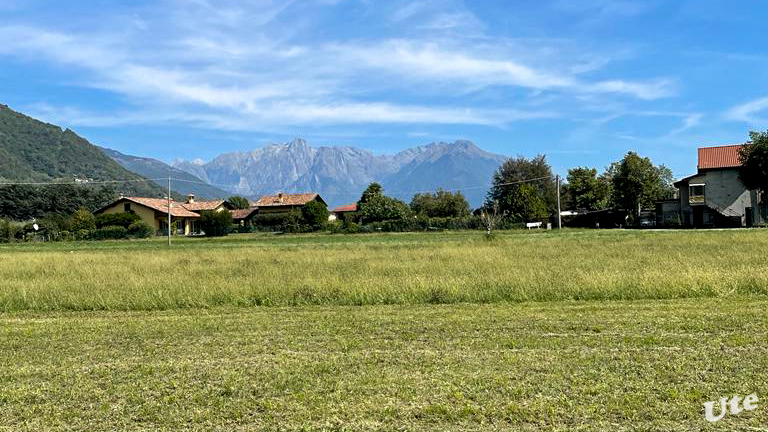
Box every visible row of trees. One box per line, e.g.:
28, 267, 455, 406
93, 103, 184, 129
485, 151, 676, 222
355, 182, 471, 224
486, 129, 768, 223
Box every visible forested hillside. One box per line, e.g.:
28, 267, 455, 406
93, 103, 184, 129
0, 104, 168, 219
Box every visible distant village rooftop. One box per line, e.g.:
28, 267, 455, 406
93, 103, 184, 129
332, 204, 357, 213
254, 193, 325, 207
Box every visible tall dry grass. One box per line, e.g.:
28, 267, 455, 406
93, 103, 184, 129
1, 229, 767, 311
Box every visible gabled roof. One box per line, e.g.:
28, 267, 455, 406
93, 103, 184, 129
254, 193, 325, 207
230, 208, 258, 220
332, 204, 357, 213
103, 197, 200, 217
698, 144, 744, 170
183, 200, 227, 212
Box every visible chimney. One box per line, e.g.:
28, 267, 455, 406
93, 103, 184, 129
277, 192, 284, 203
187, 194, 195, 204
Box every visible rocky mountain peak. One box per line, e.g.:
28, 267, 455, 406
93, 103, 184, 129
171, 138, 506, 208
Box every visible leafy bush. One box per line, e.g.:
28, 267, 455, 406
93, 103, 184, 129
360, 216, 486, 232
0, 219, 22, 243
410, 190, 471, 218
39, 213, 73, 233
127, 221, 154, 238
250, 212, 302, 232
96, 212, 140, 229
71, 208, 96, 231
301, 201, 329, 230
343, 222, 361, 234
75, 229, 91, 241
280, 212, 310, 233
358, 194, 411, 223
91, 225, 128, 240
200, 209, 233, 237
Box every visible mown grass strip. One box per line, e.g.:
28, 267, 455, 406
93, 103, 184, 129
0, 298, 766, 431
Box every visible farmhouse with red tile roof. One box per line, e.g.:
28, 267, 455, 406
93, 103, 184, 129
95, 192, 328, 235
253, 193, 326, 214
660, 144, 762, 228
95, 194, 233, 236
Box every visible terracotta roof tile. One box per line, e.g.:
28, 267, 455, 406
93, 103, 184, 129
332, 204, 357, 212
230, 208, 257, 220
254, 193, 322, 207
123, 197, 200, 217
182, 200, 226, 211
698, 144, 744, 170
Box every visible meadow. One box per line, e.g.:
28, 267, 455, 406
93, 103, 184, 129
2, 229, 768, 431
1, 229, 768, 311
2, 299, 768, 431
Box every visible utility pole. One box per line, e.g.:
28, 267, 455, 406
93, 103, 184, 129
167, 176, 172, 246
556, 174, 562, 229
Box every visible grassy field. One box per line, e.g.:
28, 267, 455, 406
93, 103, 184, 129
1, 229, 768, 311
1, 299, 767, 431
2, 229, 768, 430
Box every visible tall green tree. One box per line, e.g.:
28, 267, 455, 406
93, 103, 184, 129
503, 183, 549, 221
486, 154, 556, 218
227, 196, 251, 209
738, 131, 768, 200
200, 209, 232, 237
608, 152, 675, 215
357, 183, 410, 223
410, 189, 470, 218
358, 182, 383, 206
565, 167, 611, 210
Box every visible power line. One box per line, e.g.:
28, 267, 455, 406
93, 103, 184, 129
0, 178, 167, 186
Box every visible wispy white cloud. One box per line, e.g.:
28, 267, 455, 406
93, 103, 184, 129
330, 40, 673, 99
724, 97, 768, 125
26, 100, 557, 131
0, 0, 675, 132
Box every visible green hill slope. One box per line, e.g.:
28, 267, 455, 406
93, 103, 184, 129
0, 104, 167, 198
100, 147, 231, 199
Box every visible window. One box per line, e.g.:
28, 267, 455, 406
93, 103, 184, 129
124, 203, 132, 212
689, 184, 705, 205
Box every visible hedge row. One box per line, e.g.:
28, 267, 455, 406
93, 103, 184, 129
242, 215, 527, 234
355, 216, 525, 233
0, 221, 154, 243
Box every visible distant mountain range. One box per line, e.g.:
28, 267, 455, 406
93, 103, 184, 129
0, 103, 507, 208
170, 138, 507, 207
100, 147, 231, 199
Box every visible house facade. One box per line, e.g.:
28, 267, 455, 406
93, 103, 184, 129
95, 197, 201, 235
329, 203, 357, 221
95, 194, 233, 236
661, 144, 762, 228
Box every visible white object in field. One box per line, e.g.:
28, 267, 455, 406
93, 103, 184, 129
32, 223, 39, 231
526, 222, 542, 229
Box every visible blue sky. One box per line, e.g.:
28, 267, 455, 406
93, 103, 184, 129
1, 0, 767, 179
